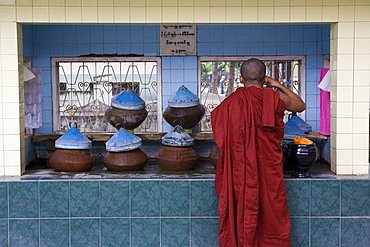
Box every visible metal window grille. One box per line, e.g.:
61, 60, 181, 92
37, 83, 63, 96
52, 57, 161, 133
199, 56, 305, 132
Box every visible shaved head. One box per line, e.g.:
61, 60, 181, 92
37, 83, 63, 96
240, 58, 266, 83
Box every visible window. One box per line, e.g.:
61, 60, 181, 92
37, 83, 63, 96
199, 56, 305, 132
52, 57, 161, 133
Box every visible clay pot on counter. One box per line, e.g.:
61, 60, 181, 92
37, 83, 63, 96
104, 107, 148, 131
163, 104, 206, 131
156, 146, 199, 171
103, 128, 147, 171
104, 90, 148, 133
104, 148, 147, 171
50, 149, 95, 172
163, 85, 205, 133
49, 127, 96, 172
156, 125, 199, 171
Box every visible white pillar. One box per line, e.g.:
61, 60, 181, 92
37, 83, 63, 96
330, 22, 369, 175
0, 19, 24, 176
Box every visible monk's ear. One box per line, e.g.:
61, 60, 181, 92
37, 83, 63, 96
239, 75, 244, 84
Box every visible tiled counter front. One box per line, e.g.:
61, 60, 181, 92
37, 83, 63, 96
0, 179, 369, 247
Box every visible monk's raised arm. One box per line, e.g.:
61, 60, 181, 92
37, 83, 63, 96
264, 76, 306, 112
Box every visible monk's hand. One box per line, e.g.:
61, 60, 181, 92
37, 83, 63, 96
264, 76, 282, 89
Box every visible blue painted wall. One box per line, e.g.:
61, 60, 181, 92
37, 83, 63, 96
23, 24, 330, 135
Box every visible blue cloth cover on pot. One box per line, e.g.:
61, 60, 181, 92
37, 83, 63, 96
55, 127, 92, 149
162, 125, 194, 146
168, 85, 199, 108
111, 90, 145, 110
106, 128, 142, 152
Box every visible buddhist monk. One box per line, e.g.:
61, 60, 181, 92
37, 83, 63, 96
211, 58, 306, 247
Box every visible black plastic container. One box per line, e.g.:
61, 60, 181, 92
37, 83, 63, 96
283, 141, 318, 178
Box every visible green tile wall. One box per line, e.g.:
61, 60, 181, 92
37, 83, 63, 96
40, 219, 69, 247
0, 183, 7, 219
101, 218, 130, 246
0, 220, 8, 246
161, 218, 190, 246
9, 182, 38, 218
40, 181, 69, 217
0, 179, 368, 247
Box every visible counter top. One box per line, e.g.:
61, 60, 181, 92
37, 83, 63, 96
33, 131, 327, 142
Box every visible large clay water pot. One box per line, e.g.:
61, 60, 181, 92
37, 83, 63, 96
164, 85, 205, 133
104, 107, 148, 131
157, 125, 199, 171
50, 149, 95, 172
49, 126, 96, 172
105, 90, 147, 132
103, 128, 147, 171
156, 146, 199, 171
163, 104, 206, 131
283, 141, 318, 178
103, 148, 147, 171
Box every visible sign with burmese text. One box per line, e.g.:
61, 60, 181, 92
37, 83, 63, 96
160, 24, 196, 56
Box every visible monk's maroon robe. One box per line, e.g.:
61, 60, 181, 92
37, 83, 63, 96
211, 86, 290, 247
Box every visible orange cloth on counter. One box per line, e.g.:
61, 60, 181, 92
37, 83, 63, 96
293, 136, 313, 145
211, 86, 291, 247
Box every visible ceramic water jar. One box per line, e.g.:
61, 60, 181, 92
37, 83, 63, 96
156, 125, 199, 171
163, 85, 205, 133
283, 140, 318, 178
104, 90, 148, 133
103, 128, 147, 171
49, 127, 96, 172
157, 146, 199, 171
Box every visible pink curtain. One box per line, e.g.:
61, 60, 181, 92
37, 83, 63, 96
318, 68, 330, 135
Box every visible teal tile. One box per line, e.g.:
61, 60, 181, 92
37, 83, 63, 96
311, 218, 339, 247
290, 217, 309, 247
100, 181, 129, 217
191, 218, 219, 247
40, 181, 69, 217
161, 218, 189, 247
161, 181, 189, 216
70, 181, 99, 217
285, 180, 310, 216
40, 219, 69, 247
132, 218, 160, 247
71, 219, 100, 246
101, 218, 130, 247
190, 181, 218, 216
0, 183, 7, 218
0, 219, 8, 246
9, 219, 39, 247
311, 180, 340, 216
9, 182, 39, 218
341, 218, 370, 247
341, 180, 370, 216
131, 181, 160, 217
